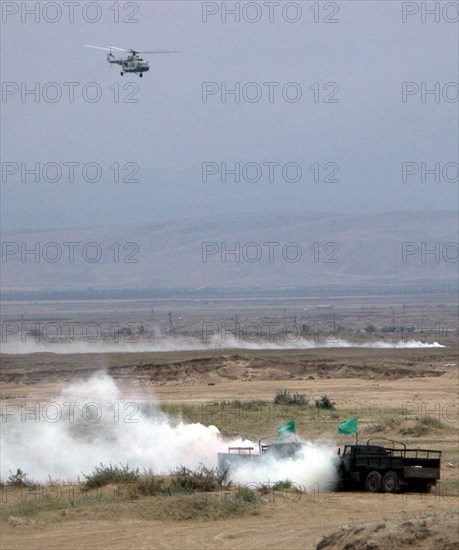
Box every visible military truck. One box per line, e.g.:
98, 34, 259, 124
218, 437, 441, 494
338, 438, 441, 493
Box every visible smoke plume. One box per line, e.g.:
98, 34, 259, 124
2, 335, 445, 354
1, 372, 338, 489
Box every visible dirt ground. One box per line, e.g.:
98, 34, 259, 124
1, 347, 458, 549
1, 495, 458, 550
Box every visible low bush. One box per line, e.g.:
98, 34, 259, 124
315, 395, 336, 410
5, 469, 36, 488
272, 479, 292, 491
170, 464, 230, 493
417, 416, 448, 430
82, 463, 140, 490
235, 488, 258, 503
134, 470, 166, 496
274, 390, 309, 406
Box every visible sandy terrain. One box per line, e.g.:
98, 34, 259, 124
1, 494, 458, 550
1, 347, 458, 549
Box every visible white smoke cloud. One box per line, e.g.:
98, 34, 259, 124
0, 372, 338, 490
354, 340, 445, 349
227, 442, 339, 490
1, 335, 445, 354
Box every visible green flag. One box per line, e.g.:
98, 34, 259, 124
277, 420, 296, 439
338, 417, 358, 434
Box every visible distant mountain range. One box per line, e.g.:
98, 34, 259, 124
1, 211, 457, 293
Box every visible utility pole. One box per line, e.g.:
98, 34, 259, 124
168, 311, 176, 335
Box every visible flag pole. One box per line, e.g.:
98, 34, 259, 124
355, 430, 358, 445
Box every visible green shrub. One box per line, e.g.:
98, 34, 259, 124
82, 463, 140, 490
418, 416, 447, 430
135, 470, 165, 496
170, 465, 230, 493
5, 469, 35, 488
315, 395, 336, 410
274, 390, 308, 406
258, 483, 270, 495
272, 479, 292, 491
235, 488, 258, 503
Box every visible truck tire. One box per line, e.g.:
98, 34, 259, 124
365, 471, 382, 492
382, 471, 400, 493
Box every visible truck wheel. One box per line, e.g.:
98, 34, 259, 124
365, 471, 382, 492
382, 471, 400, 493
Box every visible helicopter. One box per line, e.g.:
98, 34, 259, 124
85, 45, 182, 77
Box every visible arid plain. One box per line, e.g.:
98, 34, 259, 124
1, 298, 458, 549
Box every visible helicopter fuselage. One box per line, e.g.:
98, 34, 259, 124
108, 55, 149, 74
122, 62, 150, 73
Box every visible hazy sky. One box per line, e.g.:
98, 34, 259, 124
1, 0, 458, 231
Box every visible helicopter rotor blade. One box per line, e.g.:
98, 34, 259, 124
85, 44, 131, 52
84, 44, 114, 52
85, 45, 182, 56
135, 50, 183, 54
108, 46, 132, 52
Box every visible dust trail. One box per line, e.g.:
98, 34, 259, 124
0, 372, 338, 489
1, 335, 445, 354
